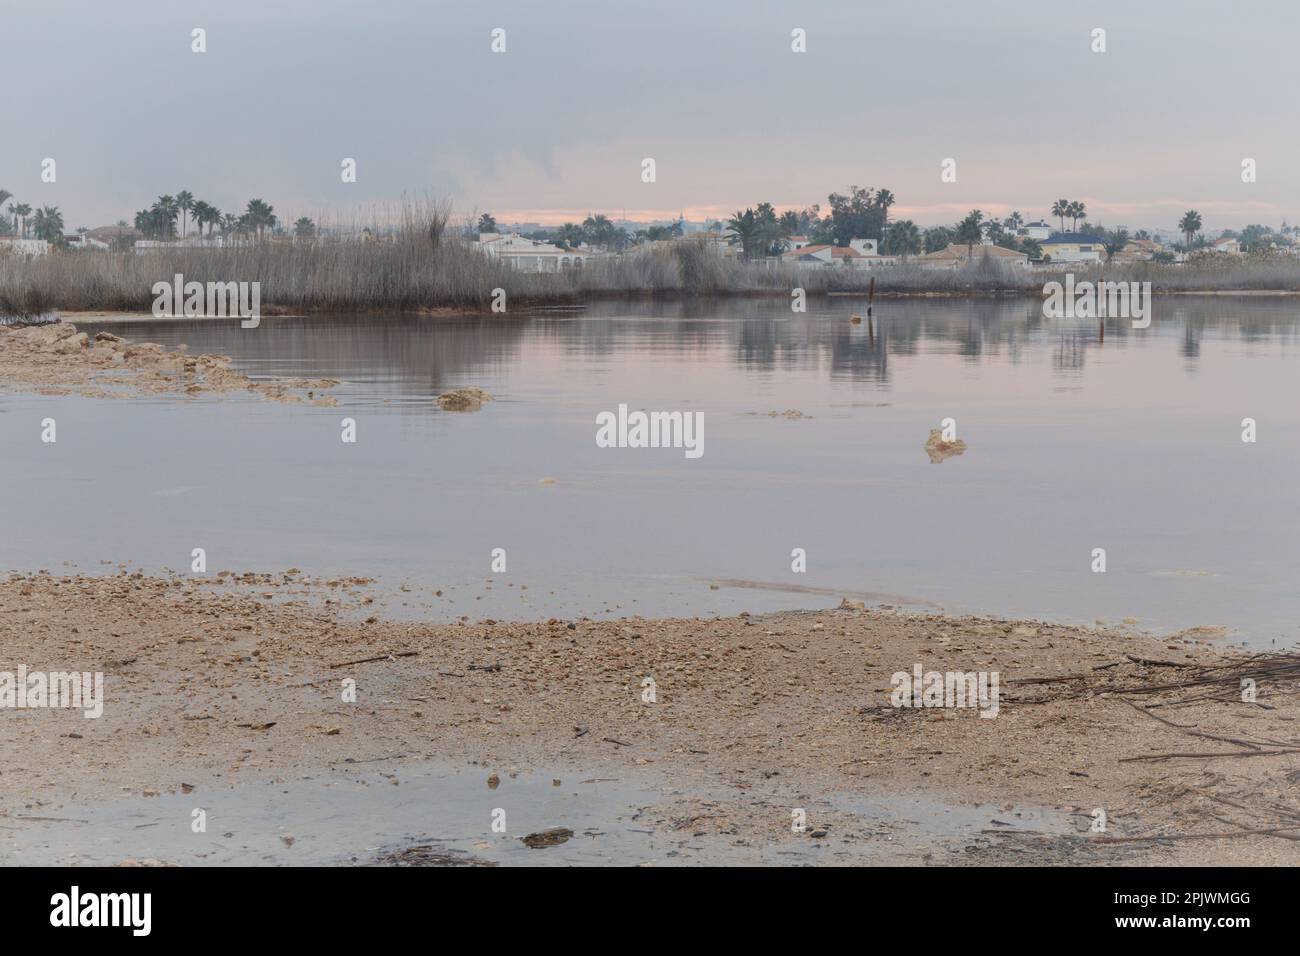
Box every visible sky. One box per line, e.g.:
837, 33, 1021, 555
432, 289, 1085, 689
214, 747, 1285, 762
4, 0, 1299, 233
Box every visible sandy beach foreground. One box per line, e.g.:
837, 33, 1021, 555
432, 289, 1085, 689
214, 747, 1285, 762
2, 571, 1297, 865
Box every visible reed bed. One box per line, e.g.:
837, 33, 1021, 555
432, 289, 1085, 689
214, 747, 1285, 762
5, 217, 1300, 318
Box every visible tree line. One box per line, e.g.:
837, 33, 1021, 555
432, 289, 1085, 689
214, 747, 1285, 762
0, 188, 64, 243
135, 192, 315, 241
0, 183, 1277, 262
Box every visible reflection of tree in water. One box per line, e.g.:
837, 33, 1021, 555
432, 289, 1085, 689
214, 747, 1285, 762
540, 299, 723, 362
726, 313, 890, 381
1172, 299, 1300, 364
826, 320, 890, 383
1178, 309, 1202, 362
732, 314, 805, 372
82, 296, 1300, 394
80, 313, 535, 400
955, 299, 1018, 359
726, 299, 1056, 384
1053, 331, 1088, 373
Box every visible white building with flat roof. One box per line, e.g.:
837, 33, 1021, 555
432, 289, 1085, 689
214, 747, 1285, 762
478, 233, 589, 272
0, 237, 50, 257
64, 234, 109, 251
133, 237, 230, 255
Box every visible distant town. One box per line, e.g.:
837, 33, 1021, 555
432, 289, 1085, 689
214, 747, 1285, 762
2, 185, 1297, 276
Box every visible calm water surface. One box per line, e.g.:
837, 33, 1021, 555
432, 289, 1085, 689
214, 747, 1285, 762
3, 296, 1297, 646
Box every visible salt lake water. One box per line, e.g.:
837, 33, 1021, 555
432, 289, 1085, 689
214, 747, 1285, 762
2, 295, 1297, 647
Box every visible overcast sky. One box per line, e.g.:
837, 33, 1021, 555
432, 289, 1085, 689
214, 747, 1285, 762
4, 0, 1298, 232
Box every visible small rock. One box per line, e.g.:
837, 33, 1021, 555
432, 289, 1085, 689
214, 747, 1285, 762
521, 827, 574, 848
924, 429, 967, 464
436, 387, 493, 412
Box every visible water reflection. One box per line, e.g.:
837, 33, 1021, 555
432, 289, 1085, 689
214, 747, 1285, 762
76, 295, 1300, 396
12, 295, 1296, 646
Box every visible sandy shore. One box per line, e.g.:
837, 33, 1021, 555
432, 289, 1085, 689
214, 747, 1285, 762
2, 571, 1297, 865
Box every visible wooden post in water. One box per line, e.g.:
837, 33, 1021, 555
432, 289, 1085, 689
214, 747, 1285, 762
868, 276, 876, 342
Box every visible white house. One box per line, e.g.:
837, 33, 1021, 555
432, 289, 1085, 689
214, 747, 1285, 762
0, 237, 50, 258
64, 233, 109, 251
1211, 237, 1243, 256
478, 233, 589, 272
779, 237, 897, 269
133, 237, 230, 255
1021, 220, 1052, 241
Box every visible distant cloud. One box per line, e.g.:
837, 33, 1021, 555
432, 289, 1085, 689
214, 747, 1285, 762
3, 0, 1296, 233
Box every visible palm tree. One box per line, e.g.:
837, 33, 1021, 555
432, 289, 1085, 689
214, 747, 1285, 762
581, 213, 622, 250
1100, 227, 1129, 263
31, 206, 64, 242
0, 189, 11, 224
221, 213, 239, 237
1051, 199, 1069, 233
175, 190, 194, 238
14, 203, 32, 237
199, 201, 224, 237
954, 209, 984, 258
923, 225, 954, 253
882, 219, 921, 258
751, 202, 783, 256
243, 199, 276, 240
1069, 201, 1086, 231
1004, 211, 1024, 231
726, 209, 763, 260
293, 216, 316, 239
557, 222, 584, 249
134, 208, 160, 239
153, 195, 178, 238
1178, 210, 1203, 249
190, 201, 213, 237
875, 189, 896, 228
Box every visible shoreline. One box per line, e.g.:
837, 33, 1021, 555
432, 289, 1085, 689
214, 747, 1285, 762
3, 571, 1296, 865
0, 319, 341, 404
23, 286, 1300, 325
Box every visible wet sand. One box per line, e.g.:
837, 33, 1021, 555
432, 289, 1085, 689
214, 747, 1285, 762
0, 320, 339, 404
2, 571, 1297, 865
